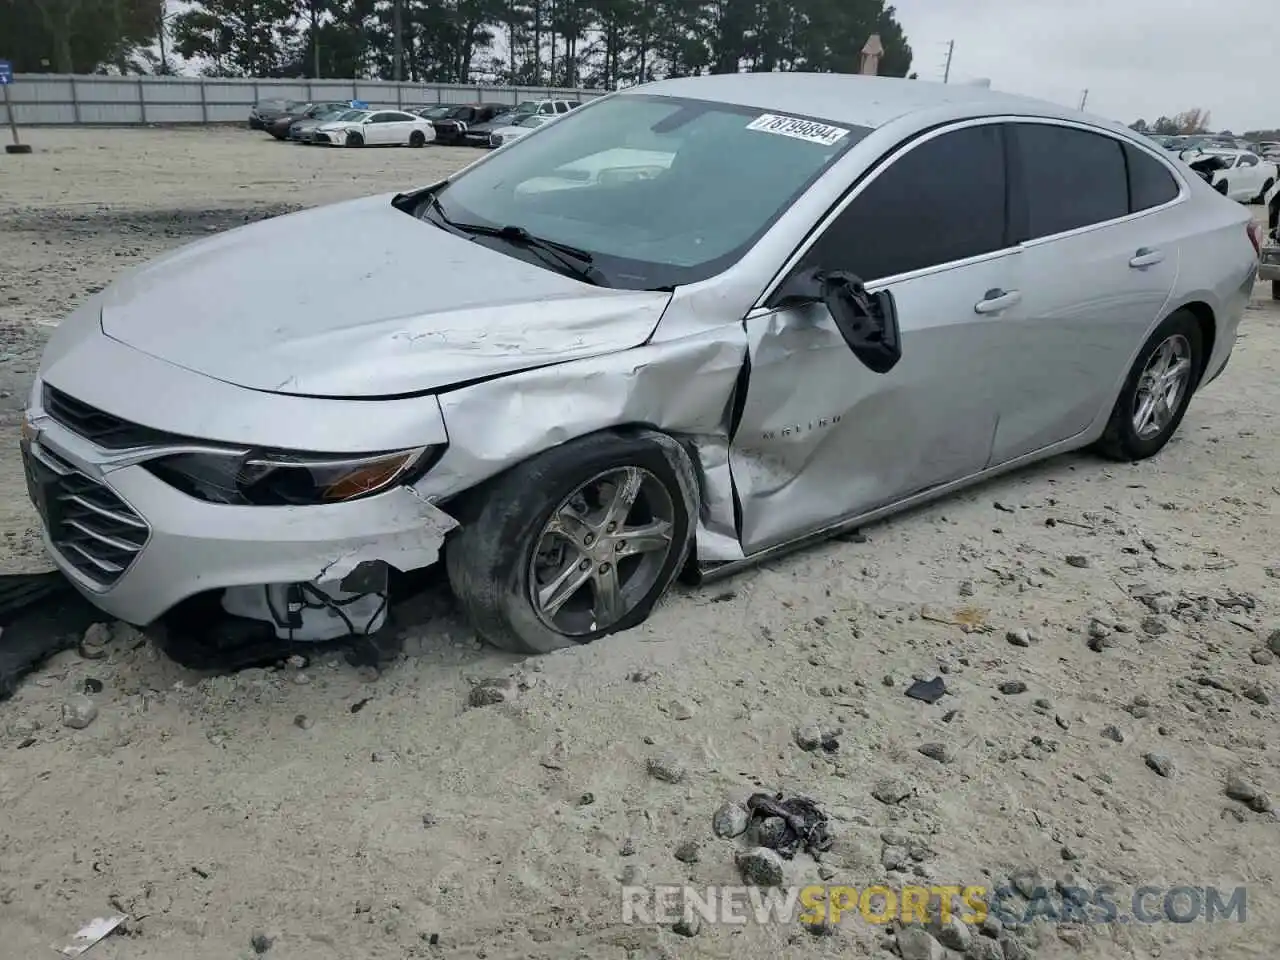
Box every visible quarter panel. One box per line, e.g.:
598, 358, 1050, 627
419, 325, 747, 563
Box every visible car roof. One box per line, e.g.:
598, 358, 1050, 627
623, 73, 1113, 132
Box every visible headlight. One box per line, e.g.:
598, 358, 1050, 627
145, 447, 440, 506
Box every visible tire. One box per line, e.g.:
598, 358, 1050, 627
1256, 179, 1275, 205
1094, 309, 1204, 462
1215, 179, 1228, 196
409, 130, 426, 148
1272, 280, 1280, 301
345, 131, 364, 147
445, 429, 698, 654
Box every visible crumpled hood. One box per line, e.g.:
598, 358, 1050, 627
100, 194, 671, 397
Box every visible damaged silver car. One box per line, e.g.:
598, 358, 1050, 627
23, 74, 1259, 653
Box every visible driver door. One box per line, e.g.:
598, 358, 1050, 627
362, 112, 392, 144
729, 121, 1022, 554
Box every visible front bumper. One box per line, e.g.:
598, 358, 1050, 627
20, 408, 458, 627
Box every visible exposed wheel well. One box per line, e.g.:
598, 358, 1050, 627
1177, 301, 1216, 380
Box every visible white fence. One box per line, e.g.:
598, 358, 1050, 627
0, 75, 603, 126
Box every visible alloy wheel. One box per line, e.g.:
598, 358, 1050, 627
528, 466, 676, 637
1132, 334, 1192, 440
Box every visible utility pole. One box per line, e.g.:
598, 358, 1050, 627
942, 40, 954, 83
392, 0, 404, 82
1078, 89, 1089, 111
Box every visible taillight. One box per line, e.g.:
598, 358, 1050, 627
1247, 222, 1261, 257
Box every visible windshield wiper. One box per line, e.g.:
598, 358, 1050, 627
454, 221, 607, 286
419, 192, 607, 286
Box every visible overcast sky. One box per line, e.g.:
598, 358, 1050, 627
891, 0, 1273, 132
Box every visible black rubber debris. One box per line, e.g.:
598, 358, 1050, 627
745, 793, 833, 859
904, 676, 948, 704
0, 572, 102, 702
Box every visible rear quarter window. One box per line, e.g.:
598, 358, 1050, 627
1012, 123, 1129, 239
1124, 144, 1180, 212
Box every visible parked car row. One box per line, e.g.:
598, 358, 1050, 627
246, 96, 581, 149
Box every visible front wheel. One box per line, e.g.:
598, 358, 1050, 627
1272, 280, 1279, 301
446, 430, 698, 654
408, 130, 426, 148
1255, 178, 1275, 205
1215, 179, 1229, 196
1094, 309, 1203, 462
345, 131, 364, 147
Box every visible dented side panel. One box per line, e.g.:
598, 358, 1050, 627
415, 324, 748, 564
729, 258, 1014, 555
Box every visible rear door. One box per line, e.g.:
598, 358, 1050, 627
985, 121, 1181, 465
386, 111, 418, 143
730, 121, 1021, 553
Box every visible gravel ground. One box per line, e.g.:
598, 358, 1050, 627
0, 127, 1278, 960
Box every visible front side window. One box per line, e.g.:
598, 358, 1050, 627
426, 95, 868, 290
1012, 123, 1129, 239
803, 123, 1007, 283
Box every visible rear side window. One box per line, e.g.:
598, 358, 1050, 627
1124, 144, 1180, 212
807, 124, 1007, 282
1012, 123, 1128, 239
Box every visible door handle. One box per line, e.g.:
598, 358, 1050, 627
974, 288, 1021, 314
1129, 247, 1165, 268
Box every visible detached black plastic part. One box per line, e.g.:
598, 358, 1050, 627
5, 144, 32, 154
774, 266, 903, 374
0, 572, 103, 701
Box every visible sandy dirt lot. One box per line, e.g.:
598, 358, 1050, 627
0, 127, 1278, 960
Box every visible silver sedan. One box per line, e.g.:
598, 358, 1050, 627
23, 73, 1259, 654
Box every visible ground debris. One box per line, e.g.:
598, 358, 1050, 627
744, 792, 832, 859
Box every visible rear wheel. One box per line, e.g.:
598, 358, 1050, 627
1215, 179, 1229, 196
446, 430, 698, 654
345, 131, 364, 147
1272, 280, 1280, 301
409, 130, 426, 148
1094, 309, 1203, 462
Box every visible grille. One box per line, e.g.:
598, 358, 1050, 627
24, 448, 149, 587
43, 385, 183, 449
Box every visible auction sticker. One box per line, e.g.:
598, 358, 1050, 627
746, 113, 850, 146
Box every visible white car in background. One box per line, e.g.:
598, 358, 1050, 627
312, 109, 436, 148
489, 114, 557, 149
1182, 148, 1277, 204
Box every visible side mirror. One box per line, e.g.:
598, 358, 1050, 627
774, 267, 902, 374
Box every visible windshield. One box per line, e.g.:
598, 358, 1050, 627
421, 106, 455, 119
428, 94, 866, 290
517, 115, 546, 129
333, 110, 368, 123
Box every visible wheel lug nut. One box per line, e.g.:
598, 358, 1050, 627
598, 562, 610, 574
579, 559, 591, 570
584, 534, 595, 545
606, 522, 617, 533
